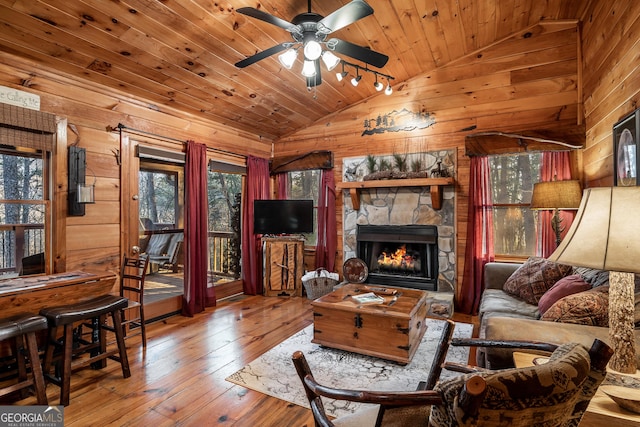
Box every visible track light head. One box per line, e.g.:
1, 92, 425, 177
384, 80, 393, 95
351, 74, 362, 86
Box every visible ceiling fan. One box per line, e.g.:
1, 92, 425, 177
234, 0, 389, 87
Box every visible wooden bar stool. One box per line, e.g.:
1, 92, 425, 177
40, 295, 131, 406
0, 313, 48, 404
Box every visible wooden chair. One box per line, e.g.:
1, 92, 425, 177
293, 320, 613, 427
117, 256, 149, 348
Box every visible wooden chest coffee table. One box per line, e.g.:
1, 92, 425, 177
311, 283, 428, 364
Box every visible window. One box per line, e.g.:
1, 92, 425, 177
489, 153, 542, 257
0, 147, 47, 277
138, 168, 178, 230
288, 170, 320, 246
207, 171, 242, 281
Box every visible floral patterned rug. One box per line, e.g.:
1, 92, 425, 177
226, 319, 473, 418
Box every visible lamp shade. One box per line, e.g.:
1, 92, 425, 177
530, 180, 582, 210
548, 187, 640, 273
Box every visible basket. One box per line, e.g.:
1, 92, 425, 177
303, 268, 339, 300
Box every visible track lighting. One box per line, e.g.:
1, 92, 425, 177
374, 74, 383, 91
336, 62, 348, 81
385, 79, 393, 95
336, 60, 395, 94
278, 48, 297, 69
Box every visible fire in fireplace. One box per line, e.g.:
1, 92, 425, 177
356, 224, 438, 291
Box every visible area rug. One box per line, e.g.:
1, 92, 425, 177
226, 319, 473, 418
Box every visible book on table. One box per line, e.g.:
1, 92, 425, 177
351, 292, 385, 305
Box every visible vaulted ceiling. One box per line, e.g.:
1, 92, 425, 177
0, 1, 593, 141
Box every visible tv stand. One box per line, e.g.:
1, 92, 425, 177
262, 236, 304, 297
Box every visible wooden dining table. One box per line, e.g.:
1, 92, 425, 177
0, 271, 117, 317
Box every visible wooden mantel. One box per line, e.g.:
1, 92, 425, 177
336, 177, 455, 210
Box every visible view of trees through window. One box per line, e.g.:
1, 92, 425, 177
0, 149, 45, 276
489, 153, 542, 257
288, 170, 320, 246
207, 171, 242, 280
139, 169, 177, 229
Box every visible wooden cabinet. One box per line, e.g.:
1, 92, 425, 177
262, 236, 304, 297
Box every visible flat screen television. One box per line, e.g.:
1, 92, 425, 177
253, 199, 314, 235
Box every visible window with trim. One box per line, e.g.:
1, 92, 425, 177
288, 169, 320, 246
207, 170, 242, 281
489, 152, 542, 257
138, 167, 179, 231
0, 147, 47, 277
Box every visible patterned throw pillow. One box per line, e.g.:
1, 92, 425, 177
503, 257, 573, 305
538, 274, 592, 315
541, 286, 609, 326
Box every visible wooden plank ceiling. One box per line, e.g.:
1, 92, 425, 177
0, 0, 592, 141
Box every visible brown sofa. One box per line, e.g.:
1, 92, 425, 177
476, 261, 640, 369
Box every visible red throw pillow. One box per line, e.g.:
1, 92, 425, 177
503, 257, 573, 305
538, 274, 591, 315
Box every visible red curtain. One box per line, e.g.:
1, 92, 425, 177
315, 169, 337, 271
241, 156, 270, 295
275, 173, 288, 199
182, 141, 215, 316
459, 156, 495, 315
538, 152, 575, 257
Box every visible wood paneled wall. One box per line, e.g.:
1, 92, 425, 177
275, 21, 582, 295
581, 1, 640, 187
0, 52, 271, 274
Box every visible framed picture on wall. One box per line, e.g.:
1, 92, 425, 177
614, 108, 640, 186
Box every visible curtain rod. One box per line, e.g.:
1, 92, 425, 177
108, 123, 247, 159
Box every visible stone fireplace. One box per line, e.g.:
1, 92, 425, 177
342, 151, 456, 293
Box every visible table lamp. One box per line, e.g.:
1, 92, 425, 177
548, 187, 639, 373
530, 180, 582, 246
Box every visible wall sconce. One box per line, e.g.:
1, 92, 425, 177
68, 146, 96, 216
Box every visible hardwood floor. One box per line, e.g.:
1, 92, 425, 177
7, 294, 477, 426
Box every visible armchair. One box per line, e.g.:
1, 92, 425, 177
293, 321, 613, 427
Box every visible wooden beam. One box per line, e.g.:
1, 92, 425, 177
270, 151, 333, 174
465, 125, 585, 156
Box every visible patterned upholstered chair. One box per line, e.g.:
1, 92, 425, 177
293, 325, 612, 427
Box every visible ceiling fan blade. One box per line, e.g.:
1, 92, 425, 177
236, 7, 297, 32
318, 0, 374, 34
306, 60, 322, 87
330, 38, 389, 68
235, 43, 289, 68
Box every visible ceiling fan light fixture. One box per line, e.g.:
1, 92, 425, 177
301, 60, 317, 77
278, 48, 298, 69
303, 40, 322, 61
321, 50, 340, 71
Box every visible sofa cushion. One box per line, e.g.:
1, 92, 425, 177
541, 286, 609, 326
538, 274, 592, 315
503, 257, 573, 305
479, 289, 540, 320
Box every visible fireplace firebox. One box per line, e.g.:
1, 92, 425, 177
356, 224, 438, 291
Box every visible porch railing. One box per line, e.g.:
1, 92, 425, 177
208, 231, 238, 279
0, 224, 45, 274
